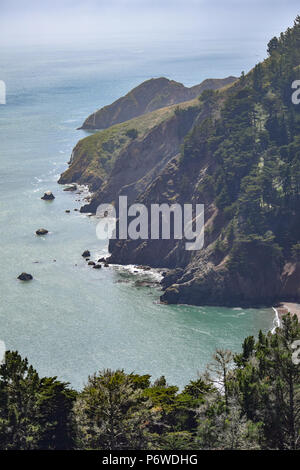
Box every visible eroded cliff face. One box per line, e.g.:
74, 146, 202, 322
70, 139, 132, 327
107, 136, 285, 307
81, 105, 199, 212
280, 262, 300, 301
160, 243, 283, 307
59, 96, 201, 194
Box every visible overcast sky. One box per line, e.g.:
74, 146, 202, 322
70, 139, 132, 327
1, 0, 299, 49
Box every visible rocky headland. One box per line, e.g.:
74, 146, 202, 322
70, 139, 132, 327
79, 76, 237, 130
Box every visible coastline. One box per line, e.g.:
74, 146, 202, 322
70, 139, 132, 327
274, 302, 300, 323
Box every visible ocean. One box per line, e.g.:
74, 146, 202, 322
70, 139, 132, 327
0, 40, 275, 389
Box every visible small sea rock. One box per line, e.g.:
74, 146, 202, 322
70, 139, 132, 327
137, 265, 151, 271
18, 272, 33, 281
88, 261, 96, 266
63, 184, 77, 192
135, 280, 151, 288
36, 228, 48, 236
82, 250, 91, 258
65, 210, 70, 213
135, 279, 160, 288
93, 264, 102, 269
41, 191, 55, 200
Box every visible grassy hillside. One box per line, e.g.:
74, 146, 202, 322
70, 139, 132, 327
59, 98, 199, 190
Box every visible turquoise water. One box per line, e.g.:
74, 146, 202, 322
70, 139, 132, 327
0, 43, 275, 389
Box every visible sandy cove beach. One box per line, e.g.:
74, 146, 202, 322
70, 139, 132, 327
275, 303, 300, 322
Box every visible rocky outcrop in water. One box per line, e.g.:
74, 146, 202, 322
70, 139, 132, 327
82, 250, 91, 258
36, 228, 48, 236
41, 191, 55, 200
18, 273, 33, 281
63, 184, 77, 192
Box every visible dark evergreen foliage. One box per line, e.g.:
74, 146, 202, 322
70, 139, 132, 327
0, 314, 299, 450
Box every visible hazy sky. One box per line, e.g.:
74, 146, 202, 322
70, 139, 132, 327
1, 0, 299, 49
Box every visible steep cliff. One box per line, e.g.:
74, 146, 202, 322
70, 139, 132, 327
58, 97, 200, 196
80, 76, 237, 130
